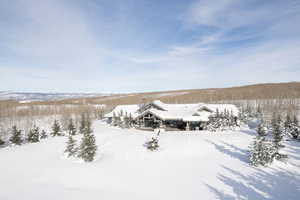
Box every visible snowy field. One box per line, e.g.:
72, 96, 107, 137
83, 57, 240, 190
0, 121, 300, 200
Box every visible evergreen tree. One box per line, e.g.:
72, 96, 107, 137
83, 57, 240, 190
284, 113, 292, 136
67, 118, 77, 136
257, 120, 267, 137
128, 113, 133, 127
78, 119, 97, 162
272, 114, 283, 150
27, 125, 40, 143
229, 111, 236, 127
64, 135, 78, 157
119, 109, 124, 117
112, 112, 117, 126
256, 104, 262, 117
145, 137, 159, 151
290, 115, 300, 139
215, 108, 220, 118
250, 120, 276, 166
79, 113, 86, 134
51, 120, 62, 137
271, 112, 277, 129
249, 137, 277, 166
40, 130, 47, 139
9, 125, 23, 145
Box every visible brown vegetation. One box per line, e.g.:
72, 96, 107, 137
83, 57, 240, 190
0, 82, 299, 135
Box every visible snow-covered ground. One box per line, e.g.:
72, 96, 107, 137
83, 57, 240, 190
0, 122, 299, 200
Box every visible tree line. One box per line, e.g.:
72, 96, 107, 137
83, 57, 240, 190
249, 110, 299, 167
0, 113, 97, 162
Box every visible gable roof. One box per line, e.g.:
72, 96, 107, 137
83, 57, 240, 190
105, 100, 239, 122
198, 104, 239, 116
104, 104, 139, 118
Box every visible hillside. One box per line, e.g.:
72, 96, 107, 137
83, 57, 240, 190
1, 82, 299, 104
56, 82, 300, 107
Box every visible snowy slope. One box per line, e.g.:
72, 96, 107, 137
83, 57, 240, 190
0, 122, 299, 200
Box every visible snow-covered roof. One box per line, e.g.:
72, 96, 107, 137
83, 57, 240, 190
198, 104, 239, 117
105, 100, 239, 122
104, 104, 139, 118
151, 100, 201, 111
137, 100, 239, 122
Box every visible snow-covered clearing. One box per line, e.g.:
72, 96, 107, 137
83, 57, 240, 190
0, 122, 299, 200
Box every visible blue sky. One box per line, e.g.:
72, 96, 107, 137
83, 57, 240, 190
0, 0, 300, 93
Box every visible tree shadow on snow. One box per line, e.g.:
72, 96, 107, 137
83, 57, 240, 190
205, 140, 249, 163
239, 129, 256, 136
205, 165, 300, 200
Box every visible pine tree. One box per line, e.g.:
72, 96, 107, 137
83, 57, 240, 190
67, 118, 76, 136
78, 119, 97, 162
112, 112, 117, 126
256, 104, 262, 118
249, 137, 277, 166
64, 135, 78, 157
215, 108, 220, 118
128, 113, 133, 127
250, 120, 276, 166
272, 114, 283, 150
79, 113, 86, 134
119, 109, 124, 117
40, 130, 47, 139
271, 112, 277, 129
229, 111, 235, 127
145, 137, 159, 151
51, 120, 62, 137
27, 126, 40, 143
291, 115, 300, 139
284, 113, 292, 135
9, 125, 23, 145
257, 120, 267, 137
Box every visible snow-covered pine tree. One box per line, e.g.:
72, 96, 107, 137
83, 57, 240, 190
215, 108, 220, 118
123, 112, 131, 128
249, 136, 277, 166
67, 118, 76, 136
112, 112, 117, 126
255, 104, 263, 119
78, 119, 97, 162
79, 113, 86, 134
229, 111, 235, 127
40, 130, 47, 139
206, 116, 218, 132
116, 112, 122, 127
9, 125, 23, 145
246, 104, 254, 118
27, 125, 40, 143
284, 113, 292, 136
290, 115, 300, 139
271, 112, 277, 129
257, 120, 267, 137
250, 120, 276, 166
128, 113, 133, 127
64, 135, 78, 158
272, 114, 283, 150
51, 120, 62, 137
145, 137, 159, 151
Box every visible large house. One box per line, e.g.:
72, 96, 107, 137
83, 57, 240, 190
105, 100, 239, 131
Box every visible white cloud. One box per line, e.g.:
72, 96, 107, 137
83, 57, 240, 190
0, 0, 299, 92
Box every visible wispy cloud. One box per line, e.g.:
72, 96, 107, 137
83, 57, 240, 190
0, 0, 299, 92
